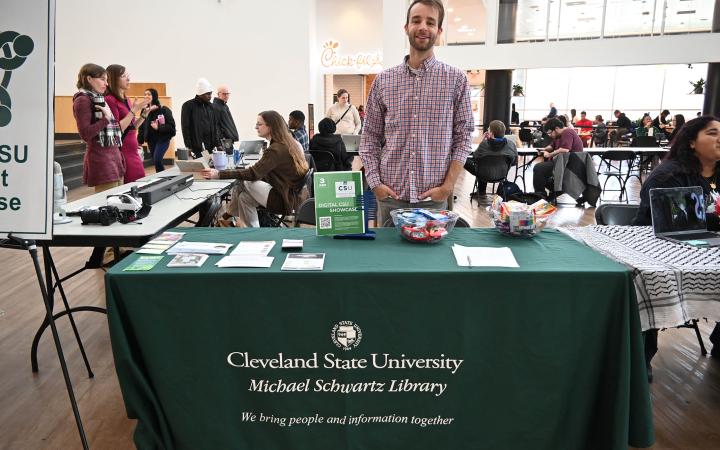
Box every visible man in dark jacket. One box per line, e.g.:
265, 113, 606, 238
464, 120, 517, 194
181, 78, 220, 158
212, 85, 239, 148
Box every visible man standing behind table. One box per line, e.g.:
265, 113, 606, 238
181, 78, 220, 158
212, 85, 239, 148
359, 0, 473, 226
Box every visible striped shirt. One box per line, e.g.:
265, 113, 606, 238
360, 55, 473, 203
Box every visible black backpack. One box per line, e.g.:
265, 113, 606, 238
496, 181, 522, 200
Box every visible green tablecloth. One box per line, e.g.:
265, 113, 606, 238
106, 228, 654, 450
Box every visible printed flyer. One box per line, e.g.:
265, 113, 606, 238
313, 171, 365, 236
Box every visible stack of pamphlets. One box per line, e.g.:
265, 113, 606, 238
166, 241, 232, 255
136, 231, 185, 254
167, 254, 209, 268
216, 241, 275, 268
281, 253, 325, 271
123, 255, 164, 271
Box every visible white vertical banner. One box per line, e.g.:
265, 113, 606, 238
0, 0, 55, 240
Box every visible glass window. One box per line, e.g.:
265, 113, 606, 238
556, 0, 605, 40
604, 0, 658, 38
663, 0, 715, 35
515, 0, 551, 42
444, 0, 487, 45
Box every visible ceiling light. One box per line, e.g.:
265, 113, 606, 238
677, 10, 696, 14
566, 1, 586, 6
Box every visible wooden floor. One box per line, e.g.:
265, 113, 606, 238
1, 164, 719, 449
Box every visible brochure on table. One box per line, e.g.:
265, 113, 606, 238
313, 171, 365, 236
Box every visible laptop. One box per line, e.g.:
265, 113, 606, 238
238, 140, 265, 160
341, 134, 360, 152
650, 186, 720, 246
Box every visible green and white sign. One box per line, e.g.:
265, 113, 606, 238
313, 171, 365, 236
0, 0, 55, 240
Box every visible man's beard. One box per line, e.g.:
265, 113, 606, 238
407, 33, 436, 51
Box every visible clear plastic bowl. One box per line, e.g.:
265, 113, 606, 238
389, 208, 460, 244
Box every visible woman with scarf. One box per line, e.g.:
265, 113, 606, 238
138, 88, 176, 173
72, 63, 124, 192
105, 64, 153, 183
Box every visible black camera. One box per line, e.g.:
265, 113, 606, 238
80, 205, 120, 226
92, 96, 106, 120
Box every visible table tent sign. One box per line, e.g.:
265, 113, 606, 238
313, 171, 365, 236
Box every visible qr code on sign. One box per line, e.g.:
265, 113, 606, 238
319, 216, 332, 229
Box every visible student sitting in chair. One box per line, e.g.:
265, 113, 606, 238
464, 120, 517, 194
202, 111, 309, 227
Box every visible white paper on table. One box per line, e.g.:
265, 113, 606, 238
281, 239, 304, 250
452, 244, 519, 268
166, 242, 232, 255
216, 255, 274, 268
230, 241, 276, 256
281, 253, 325, 271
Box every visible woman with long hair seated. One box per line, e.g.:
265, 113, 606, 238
202, 110, 309, 227
633, 115, 720, 364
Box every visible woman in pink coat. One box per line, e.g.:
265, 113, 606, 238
105, 64, 154, 183
72, 63, 124, 192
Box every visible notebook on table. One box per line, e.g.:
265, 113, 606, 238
650, 186, 720, 246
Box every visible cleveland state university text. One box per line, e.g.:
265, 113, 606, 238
226, 352, 463, 375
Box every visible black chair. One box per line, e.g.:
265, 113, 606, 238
309, 150, 337, 172
294, 198, 316, 227
195, 194, 222, 227
518, 128, 535, 148
598, 150, 639, 203
594, 204, 639, 225
470, 154, 514, 205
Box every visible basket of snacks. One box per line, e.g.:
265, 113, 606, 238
488, 195, 557, 237
389, 208, 460, 244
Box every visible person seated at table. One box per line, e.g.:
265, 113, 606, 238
636, 114, 662, 138
668, 114, 685, 143
533, 118, 583, 199
309, 118, 353, 171
575, 111, 594, 147
653, 109, 671, 133
610, 109, 633, 146
633, 115, 720, 359
201, 110, 309, 227
591, 115, 608, 147
464, 120, 517, 193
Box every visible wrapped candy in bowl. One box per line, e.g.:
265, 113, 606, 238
488, 195, 557, 238
389, 208, 460, 244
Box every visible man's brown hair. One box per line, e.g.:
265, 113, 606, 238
405, 0, 444, 28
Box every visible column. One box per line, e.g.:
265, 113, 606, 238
497, 0, 518, 44
483, 70, 512, 130
703, 1, 720, 116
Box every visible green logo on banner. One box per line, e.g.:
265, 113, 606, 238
0, 31, 35, 127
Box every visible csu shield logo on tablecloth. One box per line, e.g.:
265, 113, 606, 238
331, 321, 362, 351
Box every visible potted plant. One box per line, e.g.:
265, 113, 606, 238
512, 84, 524, 97
689, 78, 705, 95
